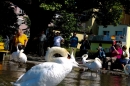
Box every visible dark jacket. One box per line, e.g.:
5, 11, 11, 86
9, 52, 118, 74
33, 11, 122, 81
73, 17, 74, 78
80, 40, 90, 50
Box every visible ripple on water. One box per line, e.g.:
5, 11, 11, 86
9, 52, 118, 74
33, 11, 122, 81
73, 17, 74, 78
0, 61, 130, 86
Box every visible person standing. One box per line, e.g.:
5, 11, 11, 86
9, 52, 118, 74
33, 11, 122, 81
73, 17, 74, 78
97, 43, 106, 69
38, 31, 46, 57
53, 32, 64, 47
11, 29, 28, 52
109, 43, 123, 70
120, 45, 129, 69
79, 36, 90, 56
70, 32, 78, 57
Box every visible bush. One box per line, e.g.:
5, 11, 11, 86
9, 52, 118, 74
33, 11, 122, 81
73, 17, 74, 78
65, 47, 110, 58
0, 35, 3, 42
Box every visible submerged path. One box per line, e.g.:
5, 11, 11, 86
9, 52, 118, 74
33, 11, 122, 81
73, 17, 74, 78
3, 53, 126, 76
26, 54, 126, 76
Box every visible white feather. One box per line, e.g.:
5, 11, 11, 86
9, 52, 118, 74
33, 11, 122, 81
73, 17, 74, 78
18, 49, 27, 63
11, 44, 27, 63
11, 44, 20, 62
82, 54, 102, 72
13, 47, 79, 86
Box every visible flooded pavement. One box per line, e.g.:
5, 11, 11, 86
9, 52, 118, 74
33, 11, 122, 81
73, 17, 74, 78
0, 60, 130, 86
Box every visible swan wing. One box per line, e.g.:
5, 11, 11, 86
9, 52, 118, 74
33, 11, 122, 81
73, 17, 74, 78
85, 59, 95, 63
11, 52, 19, 61
83, 59, 101, 71
95, 60, 102, 69
14, 62, 71, 86
19, 53, 27, 63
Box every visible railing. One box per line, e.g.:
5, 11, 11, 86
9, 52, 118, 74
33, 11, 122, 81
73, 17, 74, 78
89, 35, 126, 42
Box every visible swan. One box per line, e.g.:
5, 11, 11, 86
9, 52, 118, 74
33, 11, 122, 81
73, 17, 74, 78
124, 64, 130, 75
11, 43, 27, 64
70, 48, 79, 65
18, 49, 27, 63
82, 54, 102, 77
11, 43, 20, 61
12, 47, 79, 86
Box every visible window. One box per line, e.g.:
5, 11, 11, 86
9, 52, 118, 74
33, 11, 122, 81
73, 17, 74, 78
115, 31, 122, 36
103, 31, 109, 35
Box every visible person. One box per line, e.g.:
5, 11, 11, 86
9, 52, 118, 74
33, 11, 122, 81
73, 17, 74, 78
109, 43, 123, 70
11, 29, 28, 52
53, 32, 64, 47
70, 32, 78, 57
97, 43, 106, 69
118, 41, 122, 48
79, 36, 90, 56
109, 40, 116, 53
120, 45, 129, 69
38, 31, 46, 57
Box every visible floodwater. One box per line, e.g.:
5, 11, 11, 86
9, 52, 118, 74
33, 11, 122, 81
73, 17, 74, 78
0, 60, 130, 86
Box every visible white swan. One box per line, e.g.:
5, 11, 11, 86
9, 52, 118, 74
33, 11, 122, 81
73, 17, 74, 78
11, 43, 20, 61
70, 48, 78, 65
82, 54, 102, 76
11, 43, 27, 64
13, 47, 79, 86
124, 64, 130, 75
18, 49, 27, 63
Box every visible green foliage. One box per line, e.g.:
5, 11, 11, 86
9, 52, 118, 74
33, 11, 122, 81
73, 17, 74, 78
39, 0, 126, 26
0, 35, 3, 42
95, 1, 123, 26
60, 10, 78, 32
40, 2, 62, 11
53, 10, 79, 32
24, 16, 31, 27
53, 10, 80, 47
39, 0, 75, 11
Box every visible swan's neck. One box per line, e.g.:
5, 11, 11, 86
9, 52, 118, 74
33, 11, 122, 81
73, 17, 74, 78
18, 50, 23, 58
45, 47, 68, 62
16, 45, 19, 52
82, 58, 87, 65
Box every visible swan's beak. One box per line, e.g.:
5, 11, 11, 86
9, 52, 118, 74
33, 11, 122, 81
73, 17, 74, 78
72, 61, 79, 67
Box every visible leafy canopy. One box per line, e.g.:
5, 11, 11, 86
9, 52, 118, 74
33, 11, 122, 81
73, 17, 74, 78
39, 0, 130, 26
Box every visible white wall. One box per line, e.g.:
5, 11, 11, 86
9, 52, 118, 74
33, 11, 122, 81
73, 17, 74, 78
98, 25, 127, 36
126, 26, 130, 49
98, 25, 130, 50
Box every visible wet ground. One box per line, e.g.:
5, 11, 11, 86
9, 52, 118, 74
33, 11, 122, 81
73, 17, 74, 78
0, 55, 130, 86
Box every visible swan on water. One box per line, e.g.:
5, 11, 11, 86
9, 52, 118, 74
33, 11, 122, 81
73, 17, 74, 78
82, 54, 102, 77
11, 43, 20, 61
12, 47, 79, 86
18, 49, 27, 63
11, 43, 27, 64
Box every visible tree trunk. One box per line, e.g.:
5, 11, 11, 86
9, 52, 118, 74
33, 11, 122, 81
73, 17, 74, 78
26, 9, 55, 53
8, 0, 55, 53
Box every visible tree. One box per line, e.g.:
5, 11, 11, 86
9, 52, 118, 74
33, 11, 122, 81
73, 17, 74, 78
1, 0, 130, 53
2, 0, 130, 34
53, 10, 79, 32
52, 10, 80, 47
0, 1, 17, 35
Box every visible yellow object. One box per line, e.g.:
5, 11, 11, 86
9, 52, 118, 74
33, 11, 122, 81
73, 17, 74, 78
111, 35, 115, 40
14, 34, 28, 46
0, 42, 4, 50
0, 42, 9, 52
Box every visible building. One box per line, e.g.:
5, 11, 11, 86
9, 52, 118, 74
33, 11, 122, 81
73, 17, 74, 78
89, 25, 130, 51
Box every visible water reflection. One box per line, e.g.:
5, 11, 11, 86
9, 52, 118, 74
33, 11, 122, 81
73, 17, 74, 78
0, 61, 130, 86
